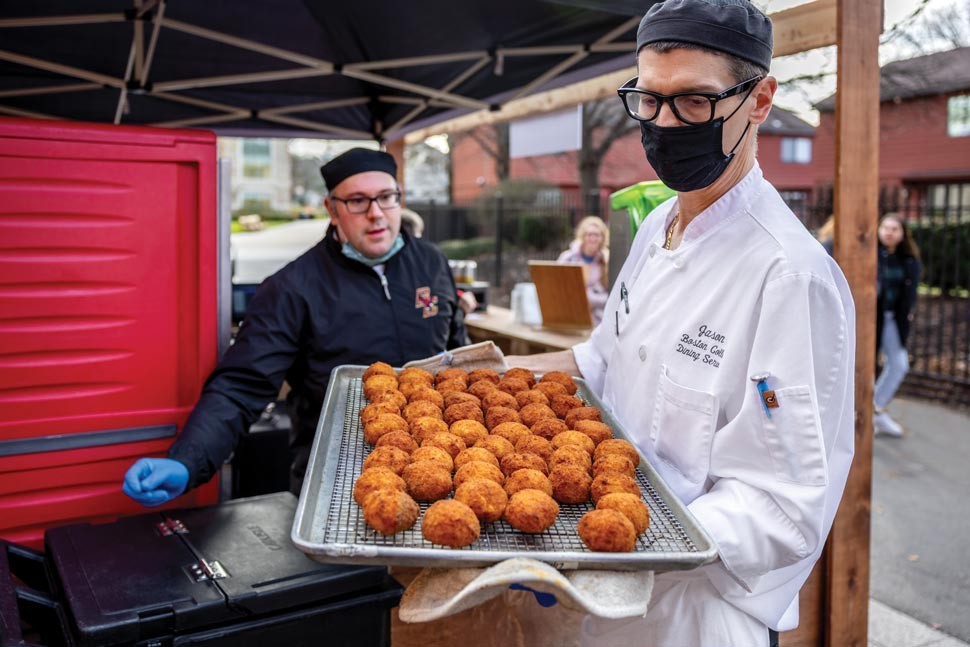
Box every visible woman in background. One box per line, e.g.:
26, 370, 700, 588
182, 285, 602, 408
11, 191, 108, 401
874, 213, 921, 437
558, 215, 609, 326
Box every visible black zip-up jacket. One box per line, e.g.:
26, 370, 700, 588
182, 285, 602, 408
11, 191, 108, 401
876, 245, 921, 348
169, 225, 467, 489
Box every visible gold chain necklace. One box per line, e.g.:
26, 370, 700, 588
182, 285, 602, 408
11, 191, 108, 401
663, 212, 680, 250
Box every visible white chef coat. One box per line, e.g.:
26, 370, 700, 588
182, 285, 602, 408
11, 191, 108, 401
573, 163, 855, 638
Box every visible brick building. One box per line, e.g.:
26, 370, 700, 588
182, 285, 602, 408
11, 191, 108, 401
813, 47, 970, 216
450, 105, 819, 219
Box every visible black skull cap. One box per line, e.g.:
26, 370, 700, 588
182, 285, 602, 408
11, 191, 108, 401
320, 147, 397, 193
636, 0, 773, 71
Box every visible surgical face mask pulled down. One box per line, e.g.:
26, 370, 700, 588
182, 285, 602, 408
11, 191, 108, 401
639, 98, 753, 192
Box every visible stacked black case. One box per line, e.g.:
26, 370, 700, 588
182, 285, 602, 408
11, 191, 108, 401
1, 493, 401, 646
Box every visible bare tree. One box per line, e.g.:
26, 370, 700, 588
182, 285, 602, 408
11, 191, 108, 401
452, 122, 510, 183
578, 97, 639, 215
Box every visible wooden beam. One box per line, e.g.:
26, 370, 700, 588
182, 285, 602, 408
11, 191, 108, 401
825, 1, 881, 646
403, 0, 837, 143
771, 0, 838, 58
403, 66, 635, 143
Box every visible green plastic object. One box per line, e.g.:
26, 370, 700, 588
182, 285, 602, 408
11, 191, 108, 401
610, 180, 676, 238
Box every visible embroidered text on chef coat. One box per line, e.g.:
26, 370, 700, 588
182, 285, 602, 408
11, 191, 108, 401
675, 323, 727, 367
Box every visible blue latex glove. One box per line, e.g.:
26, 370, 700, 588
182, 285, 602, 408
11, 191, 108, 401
122, 458, 189, 507
509, 583, 558, 607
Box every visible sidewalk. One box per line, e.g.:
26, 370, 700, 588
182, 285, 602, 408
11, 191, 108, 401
867, 397, 970, 647
869, 599, 968, 647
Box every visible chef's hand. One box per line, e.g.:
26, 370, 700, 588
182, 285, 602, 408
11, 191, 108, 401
509, 583, 558, 607
123, 458, 189, 507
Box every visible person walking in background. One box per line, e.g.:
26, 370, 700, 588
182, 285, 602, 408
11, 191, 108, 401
557, 215, 610, 325
874, 213, 921, 437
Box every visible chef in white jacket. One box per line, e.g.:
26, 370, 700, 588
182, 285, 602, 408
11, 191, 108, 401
508, 1, 856, 645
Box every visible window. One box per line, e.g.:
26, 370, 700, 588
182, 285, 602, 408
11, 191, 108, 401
947, 94, 970, 137
781, 137, 812, 164
242, 139, 271, 178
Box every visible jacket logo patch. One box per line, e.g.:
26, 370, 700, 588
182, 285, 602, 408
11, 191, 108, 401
415, 286, 439, 319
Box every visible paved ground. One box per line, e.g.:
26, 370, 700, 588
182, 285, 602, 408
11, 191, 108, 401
231, 218, 328, 284
869, 398, 970, 646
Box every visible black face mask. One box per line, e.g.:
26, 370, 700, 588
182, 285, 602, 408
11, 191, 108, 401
640, 110, 752, 193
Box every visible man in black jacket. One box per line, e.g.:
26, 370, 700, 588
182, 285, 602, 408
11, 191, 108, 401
123, 148, 468, 503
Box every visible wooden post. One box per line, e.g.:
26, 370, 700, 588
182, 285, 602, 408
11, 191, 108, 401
825, 1, 881, 645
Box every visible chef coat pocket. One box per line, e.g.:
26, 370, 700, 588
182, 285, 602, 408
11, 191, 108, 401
761, 386, 828, 486
650, 366, 717, 484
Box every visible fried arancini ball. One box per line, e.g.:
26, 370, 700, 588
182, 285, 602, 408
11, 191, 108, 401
398, 367, 434, 386
453, 460, 505, 488
551, 430, 595, 456
443, 390, 482, 410
411, 446, 454, 472
363, 374, 399, 401
421, 499, 480, 547
436, 378, 468, 395
549, 464, 593, 504
408, 386, 445, 408
534, 381, 568, 399
468, 368, 501, 385
454, 478, 508, 523
485, 406, 521, 431
474, 435, 516, 460
403, 400, 443, 424
549, 446, 593, 473
515, 435, 553, 463
444, 401, 485, 425
450, 419, 489, 447
454, 446, 501, 470
373, 389, 408, 411
362, 488, 419, 535
353, 467, 407, 505
490, 422, 531, 446
577, 509, 636, 552
497, 376, 530, 395
376, 430, 419, 455
503, 469, 553, 497
360, 401, 400, 426
504, 489, 559, 533
422, 432, 467, 459
504, 367, 536, 387
500, 451, 549, 477
409, 416, 450, 443
363, 361, 396, 382
572, 420, 613, 446
549, 394, 585, 418
597, 492, 650, 535
481, 389, 519, 411
362, 446, 411, 475
435, 368, 469, 386
515, 389, 550, 408
539, 371, 578, 395
402, 460, 453, 501
519, 403, 557, 428
530, 417, 569, 441
565, 406, 602, 428
363, 413, 410, 445
592, 454, 636, 479
593, 439, 641, 467
467, 379, 500, 399
590, 472, 641, 504
398, 380, 432, 399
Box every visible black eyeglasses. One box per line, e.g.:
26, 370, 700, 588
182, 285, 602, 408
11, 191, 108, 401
330, 190, 402, 214
617, 76, 762, 125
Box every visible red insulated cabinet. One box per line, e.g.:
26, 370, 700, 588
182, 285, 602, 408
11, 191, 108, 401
0, 117, 221, 547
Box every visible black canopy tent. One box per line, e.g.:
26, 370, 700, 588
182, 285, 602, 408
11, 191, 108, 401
0, 0, 652, 140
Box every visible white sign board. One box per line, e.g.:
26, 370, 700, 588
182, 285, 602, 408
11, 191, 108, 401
509, 105, 582, 158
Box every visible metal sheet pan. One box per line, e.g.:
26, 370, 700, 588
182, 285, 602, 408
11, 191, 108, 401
292, 365, 718, 571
